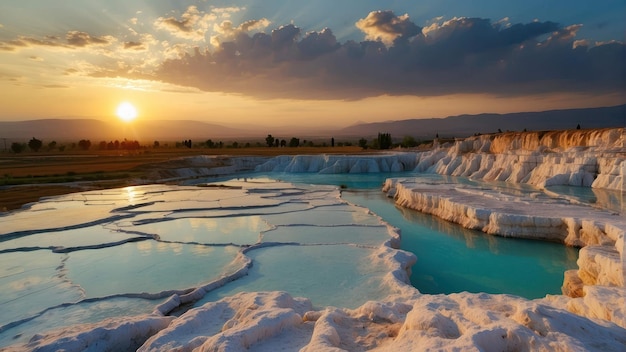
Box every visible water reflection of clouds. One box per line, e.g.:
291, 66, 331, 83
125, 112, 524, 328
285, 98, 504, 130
9, 276, 45, 290
136, 240, 153, 255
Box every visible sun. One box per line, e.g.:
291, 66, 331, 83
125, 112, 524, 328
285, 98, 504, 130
116, 102, 138, 122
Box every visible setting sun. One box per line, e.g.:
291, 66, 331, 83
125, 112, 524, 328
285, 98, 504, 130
116, 102, 138, 122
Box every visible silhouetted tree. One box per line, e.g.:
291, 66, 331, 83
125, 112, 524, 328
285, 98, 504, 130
99, 141, 107, 150
289, 137, 300, 147
11, 142, 24, 153
153, 141, 160, 148
280, 139, 286, 147
48, 141, 57, 151
265, 134, 275, 147
358, 138, 368, 149
78, 139, 91, 150
331, 137, 335, 147
576, 123, 581, 130
28, 137, 43, 152
401, 136, 417, 148
377, 133, 392, 150
275, 139, 279, 147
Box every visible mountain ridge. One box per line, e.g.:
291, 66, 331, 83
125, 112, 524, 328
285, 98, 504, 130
0, 104, 624, 142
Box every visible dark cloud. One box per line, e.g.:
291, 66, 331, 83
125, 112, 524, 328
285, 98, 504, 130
153, 12, 624, 100
154, 5, 209, 41
0, 36, 65, 51
0, 31, 113, 51
66, 31, 112, 47
124, 41, 145, 50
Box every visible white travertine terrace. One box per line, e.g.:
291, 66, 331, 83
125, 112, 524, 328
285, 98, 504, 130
2, 128, 625, 351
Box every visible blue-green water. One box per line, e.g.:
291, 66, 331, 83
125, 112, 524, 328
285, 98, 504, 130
194, 172, 580, 299
342, 190, 579, 298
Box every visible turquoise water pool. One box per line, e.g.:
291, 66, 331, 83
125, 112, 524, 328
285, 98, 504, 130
209, 172, 581, 299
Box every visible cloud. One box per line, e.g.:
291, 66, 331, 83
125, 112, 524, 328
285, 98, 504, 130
66, 31, 114, 47
42, 84, 69, 89
355, 10, 421, 46
154, 5, 206, 40
151, 12, 624, 100
154, 5, 245, 42
124, 41, 146, 50
210, 18, 271, 47
0, 31, 114, 51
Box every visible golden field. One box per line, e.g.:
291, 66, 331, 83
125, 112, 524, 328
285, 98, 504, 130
0, 146, 365, 211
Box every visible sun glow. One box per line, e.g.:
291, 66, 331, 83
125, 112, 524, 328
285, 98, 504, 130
116, 102, 138, 122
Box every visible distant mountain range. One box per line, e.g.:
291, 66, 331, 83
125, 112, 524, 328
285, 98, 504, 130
338, 104, 626, 139
0, 104, 624, 143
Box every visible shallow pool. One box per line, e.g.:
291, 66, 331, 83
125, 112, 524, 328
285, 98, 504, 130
221, 172, 581, 299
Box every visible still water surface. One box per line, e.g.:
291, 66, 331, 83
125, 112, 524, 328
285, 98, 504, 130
219, 172, 580, 299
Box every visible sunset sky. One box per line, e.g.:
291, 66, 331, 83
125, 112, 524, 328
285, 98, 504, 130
1, 0, 624, 128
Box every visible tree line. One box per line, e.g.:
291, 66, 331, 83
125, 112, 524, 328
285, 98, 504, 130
5, 133, 429, 153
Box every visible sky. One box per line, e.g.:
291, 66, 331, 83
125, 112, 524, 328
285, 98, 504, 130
1, 0, 624, 128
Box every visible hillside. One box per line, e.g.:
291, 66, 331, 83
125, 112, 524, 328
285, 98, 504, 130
339, 104, 626, 138
0, 104, 624, 143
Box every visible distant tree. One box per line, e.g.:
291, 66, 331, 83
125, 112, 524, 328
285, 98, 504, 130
231, 141, 239, 148
28, 137, 43, 152
280, 139, 286, 147
153, 141, 160, 148
331, 137, 335, 147
11, 142, 24, 153
206, 139, 215, 148
275, 139, 280, 147
377, 132, 392, 150
576, 123, 581, 130
99, 141, 107, 150
401, 136, 417, 148
58, 145, 66, 152
78, 139, 91, 150
497, 128, 502, 133
122, 139, 140, 150
265, 134, 275, 147
358, 138, 368, 149
244, 142, 251, 148
289, 137, 300, 147
48, 141, 57, 151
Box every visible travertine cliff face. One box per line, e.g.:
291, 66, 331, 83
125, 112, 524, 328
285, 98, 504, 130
417, 128, 625, 191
